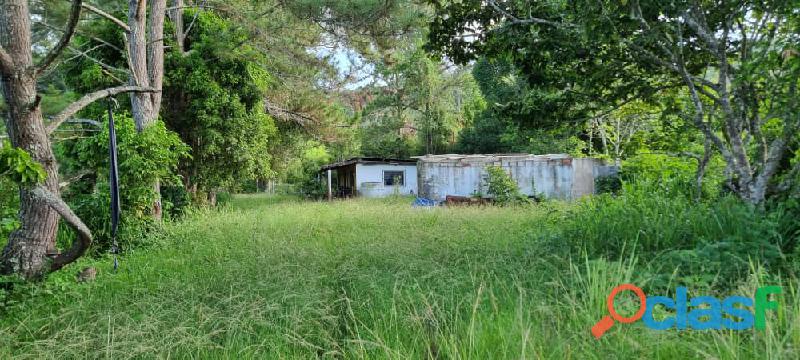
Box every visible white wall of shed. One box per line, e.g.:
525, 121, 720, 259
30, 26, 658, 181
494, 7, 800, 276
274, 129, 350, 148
355, 164, 418, 198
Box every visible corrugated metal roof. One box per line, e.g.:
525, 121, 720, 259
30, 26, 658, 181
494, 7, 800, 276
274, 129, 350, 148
413, 153, 571, 163
320, 157, 417, 171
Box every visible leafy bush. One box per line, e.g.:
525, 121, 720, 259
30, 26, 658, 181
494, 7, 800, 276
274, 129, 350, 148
484, 166, 530, 205
215, 191, 233, 207
161, 185, 191, 219
299, 174, 327, 199
287, 143, 331, 199
594, 174, 622, 195
0, 178, 19, 242
58, 115, 189, 252
621, 153, 725, 199
1, 142, 47, 242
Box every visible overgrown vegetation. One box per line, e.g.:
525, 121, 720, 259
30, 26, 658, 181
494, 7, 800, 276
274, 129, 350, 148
484, 165, 530, 205
1, 0, 799, 357
58, 115, 188, 252
0, 193, 796, 358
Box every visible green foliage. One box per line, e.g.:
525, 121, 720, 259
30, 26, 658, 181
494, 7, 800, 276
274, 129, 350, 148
427, 1, 800, 202
455, 58, 586, 155
59, 115, 188, 251
1, 143, 46, 240
0, 178, 19, 241
290, 144, 331, 199
484, 166, 529, 205
161, 185, 191, 219
622, 153, 725, 200
163, 10, 277, 194
0, 142, 47, 186
361, 40, 483, 156
594, 174, 622, 195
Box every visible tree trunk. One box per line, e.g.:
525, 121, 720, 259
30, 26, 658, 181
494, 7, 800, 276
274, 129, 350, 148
128, 0, 154, 131
147, 0, 165, 117
0, 0, 60, 277
128, 0, 166, 220
1, 0, 160, 279
0, 88, 62, 277
0, 0, 82, 278
207, 190, 217, 207
169, 0, 185, 54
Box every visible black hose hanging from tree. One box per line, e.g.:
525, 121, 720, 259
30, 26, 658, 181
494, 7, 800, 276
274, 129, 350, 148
108, 100, 121, 271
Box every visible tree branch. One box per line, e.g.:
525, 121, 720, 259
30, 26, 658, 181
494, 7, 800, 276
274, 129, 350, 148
486, 0, 563, 28
47, 86, 157, 134
265, 100, 317, 127
38, 21, 123, 53
682, 7, 721, 53
35, 0, 83, 76
0, 46, 13, 75
82, 3, 131, 32
64, 45, 127, 83
28, 187, 92, 272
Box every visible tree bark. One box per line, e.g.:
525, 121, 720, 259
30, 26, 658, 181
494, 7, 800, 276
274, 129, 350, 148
147, 0, 166, 116
128, 0, 153, 131
0, 0, 62, 277
0, 0, 152, 278
127, 0, 167, 220
169, 0, 185, 54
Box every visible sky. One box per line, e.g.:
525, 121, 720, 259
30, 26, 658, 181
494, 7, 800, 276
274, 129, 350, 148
312, 41, 378, 90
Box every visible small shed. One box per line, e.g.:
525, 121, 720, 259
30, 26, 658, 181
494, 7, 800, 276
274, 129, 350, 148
320, 157, 418, 198
414, 154, 618, 200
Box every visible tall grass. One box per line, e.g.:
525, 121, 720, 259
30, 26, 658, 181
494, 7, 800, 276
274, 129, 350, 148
0, 193, 796, 358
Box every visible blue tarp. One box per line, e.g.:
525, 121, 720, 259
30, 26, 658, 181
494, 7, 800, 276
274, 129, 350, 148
412, 197, 439, 207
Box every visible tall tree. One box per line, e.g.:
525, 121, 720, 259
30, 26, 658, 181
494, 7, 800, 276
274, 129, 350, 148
427, 0, 800, 204
127, 0, 165, 131
0, 0, 153, 278
162, 10, 277, 202
82, 0, 169, 218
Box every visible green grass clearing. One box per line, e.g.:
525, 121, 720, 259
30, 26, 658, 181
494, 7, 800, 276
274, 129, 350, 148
0, 194, 796, 359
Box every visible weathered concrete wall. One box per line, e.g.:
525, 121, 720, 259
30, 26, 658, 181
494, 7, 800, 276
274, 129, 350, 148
416, 154, 613, 200
355, 163, 418, 198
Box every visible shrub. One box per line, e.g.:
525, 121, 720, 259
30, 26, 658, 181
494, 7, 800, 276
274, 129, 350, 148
484, 165, 530, 205
161, 185, 191, 219
58, 115, 189, 252
0, 178, 19, 242
1, 142, 46, 242
594, 174, 622, 195
621, 153, 725, 199
216, 191, 233, 206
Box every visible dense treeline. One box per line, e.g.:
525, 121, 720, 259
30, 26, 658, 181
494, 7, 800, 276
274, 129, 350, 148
1, 1, 799, 282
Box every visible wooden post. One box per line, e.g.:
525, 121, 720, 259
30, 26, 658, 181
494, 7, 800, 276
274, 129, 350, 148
327, 169, 333, 200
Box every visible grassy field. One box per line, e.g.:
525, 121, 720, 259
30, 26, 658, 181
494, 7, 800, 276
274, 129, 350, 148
0, 194, 796, 359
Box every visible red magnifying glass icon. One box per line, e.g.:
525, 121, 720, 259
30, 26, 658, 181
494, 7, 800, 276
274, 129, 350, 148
591, 284, 647, 339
